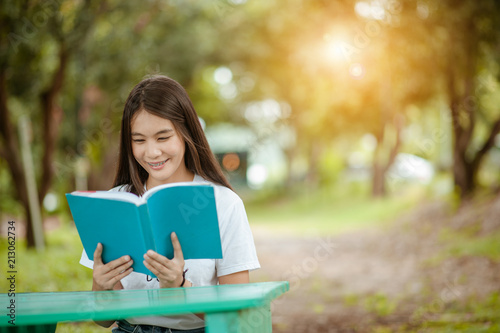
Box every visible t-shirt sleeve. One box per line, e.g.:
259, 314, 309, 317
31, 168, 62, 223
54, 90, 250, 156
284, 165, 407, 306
215, 192, 260, 277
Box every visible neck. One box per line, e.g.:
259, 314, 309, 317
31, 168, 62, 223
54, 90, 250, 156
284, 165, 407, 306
146, 170, 195, 191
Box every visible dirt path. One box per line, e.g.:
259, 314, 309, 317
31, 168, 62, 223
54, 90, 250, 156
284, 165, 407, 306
250, 199, 500, 332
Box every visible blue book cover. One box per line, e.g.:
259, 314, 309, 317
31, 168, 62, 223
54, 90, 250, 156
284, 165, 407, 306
66, 183, 222, 277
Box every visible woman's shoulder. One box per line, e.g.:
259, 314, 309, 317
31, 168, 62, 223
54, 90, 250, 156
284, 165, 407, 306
193, 175, 242, 206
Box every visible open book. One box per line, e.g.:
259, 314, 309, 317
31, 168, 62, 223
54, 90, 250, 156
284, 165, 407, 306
66, 182, 222, 277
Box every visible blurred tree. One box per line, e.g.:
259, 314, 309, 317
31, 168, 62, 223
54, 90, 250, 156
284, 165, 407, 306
213, 0, 359, 188
65, 1, 236, 191
358, 0, 442, 197
214, 0, 500, 199
0, 0, 105, 247
0, 0, 250, 250
215, 0, 440, 196
432, 0, 500, 199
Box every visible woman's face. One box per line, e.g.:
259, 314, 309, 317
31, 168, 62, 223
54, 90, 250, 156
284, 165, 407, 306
130, 109, 193, 189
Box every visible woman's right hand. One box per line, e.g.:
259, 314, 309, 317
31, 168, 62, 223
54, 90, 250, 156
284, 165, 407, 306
92, 243, 134, 291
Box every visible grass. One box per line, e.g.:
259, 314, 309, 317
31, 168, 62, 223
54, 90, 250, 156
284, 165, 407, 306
245, 181, 426, 235
362, 293, 399, 317
444, 229, 500, 261
405, 292, 500, 332
0, 223, 108, 332
0, 223, 92, 293
423, 225, 500, 268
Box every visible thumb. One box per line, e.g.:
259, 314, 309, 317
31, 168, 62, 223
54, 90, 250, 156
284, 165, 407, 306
171, 232, 184, 261
93, 243, 104, 265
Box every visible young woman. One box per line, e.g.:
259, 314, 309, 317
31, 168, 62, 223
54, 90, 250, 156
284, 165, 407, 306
79, 75, 260, 332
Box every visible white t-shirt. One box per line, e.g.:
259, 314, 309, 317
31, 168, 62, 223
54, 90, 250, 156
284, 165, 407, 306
79, 174, 260, 329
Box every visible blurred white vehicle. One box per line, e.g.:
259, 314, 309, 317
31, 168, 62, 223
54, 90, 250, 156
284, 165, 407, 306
387, 153, 435, 184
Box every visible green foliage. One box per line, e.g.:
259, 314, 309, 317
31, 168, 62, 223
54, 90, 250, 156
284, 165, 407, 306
440, 228, 500, 261
343, 293, 360, 307
317, 148, 344, 186
0, 159, 23, 216
363, 293, 398, 317
408, 293, 500, 332
188, 66, 232, 125
0, 224, 92, 293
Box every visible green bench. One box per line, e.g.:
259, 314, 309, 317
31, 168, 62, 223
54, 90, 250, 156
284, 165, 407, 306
1, 281, 288, 333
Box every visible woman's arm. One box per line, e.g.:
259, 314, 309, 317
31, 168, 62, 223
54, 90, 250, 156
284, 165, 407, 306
188, 271, 250, 320
93, 281, 125, 328
218, 270, 249, 285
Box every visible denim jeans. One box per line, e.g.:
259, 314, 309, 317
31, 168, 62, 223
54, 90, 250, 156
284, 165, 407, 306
112, 320, 205, 333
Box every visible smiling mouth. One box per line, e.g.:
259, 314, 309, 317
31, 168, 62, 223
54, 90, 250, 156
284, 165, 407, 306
147, 159, 168, 167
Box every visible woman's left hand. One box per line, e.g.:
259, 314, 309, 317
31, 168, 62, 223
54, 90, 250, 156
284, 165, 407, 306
143, 232, 185, 288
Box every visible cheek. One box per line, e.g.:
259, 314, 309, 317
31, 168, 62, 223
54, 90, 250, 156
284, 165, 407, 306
131, 144, 143, 160
168, 138, 186, 156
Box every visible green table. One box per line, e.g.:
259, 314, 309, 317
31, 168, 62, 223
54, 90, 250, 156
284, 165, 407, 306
1, 281, 288, 333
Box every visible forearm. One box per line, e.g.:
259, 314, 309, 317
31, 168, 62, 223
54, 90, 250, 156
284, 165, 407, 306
169, 279, 204, 320
94, 319, 116, 328
92, 281, 123, 327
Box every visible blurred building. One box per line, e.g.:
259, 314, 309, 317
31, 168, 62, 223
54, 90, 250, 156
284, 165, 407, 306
205, 124, 255, 189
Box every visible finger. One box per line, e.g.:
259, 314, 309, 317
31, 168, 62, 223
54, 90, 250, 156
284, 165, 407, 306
106, 255, 133, 273
109, 257, 134, 275
118, 267, 134, 280
171, 232, 184, 261
101, 257, 133, 277
144, 253, 173, 276
143, 259, 161, 278
143, 253, 176, 275
108, 267, 134, 287
93, 243, 104, 265
145, 250, 171, 267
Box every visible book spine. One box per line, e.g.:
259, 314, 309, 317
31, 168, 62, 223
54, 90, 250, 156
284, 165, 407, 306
138, 204, 156, 252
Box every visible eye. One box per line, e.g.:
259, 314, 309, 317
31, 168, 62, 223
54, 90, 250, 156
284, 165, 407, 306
132, 139, 145, 143
158, 136, 172, 141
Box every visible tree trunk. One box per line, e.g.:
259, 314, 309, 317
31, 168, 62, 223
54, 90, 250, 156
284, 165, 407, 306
0, 45, 69, 248
444, 14, 500, 200
0, 1, 101, 249
371, 115, 403, 198
0, 69, 37, 245
452, 152, 474, 198
372, 152, 386, 197
306, 141, 322, 189
450, 95, 500, 198
285, 145, 299, 189
372, 127, 386, 197
450, 88, 473, 198
39, 46, 69, 204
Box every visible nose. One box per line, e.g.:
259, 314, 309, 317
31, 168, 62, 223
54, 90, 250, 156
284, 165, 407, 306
145, 141, 162, 159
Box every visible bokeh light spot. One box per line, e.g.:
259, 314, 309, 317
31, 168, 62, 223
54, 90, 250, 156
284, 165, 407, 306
349, 63, 365, 79
214, 67, 233, 85
222, 153, 240, 172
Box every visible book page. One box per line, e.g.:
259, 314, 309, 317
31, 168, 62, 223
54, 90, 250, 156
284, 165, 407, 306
142, 181, 203, 201
69, 191, 143, 205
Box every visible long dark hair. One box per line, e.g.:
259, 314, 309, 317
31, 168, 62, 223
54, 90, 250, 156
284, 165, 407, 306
113, 75, 232, 195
